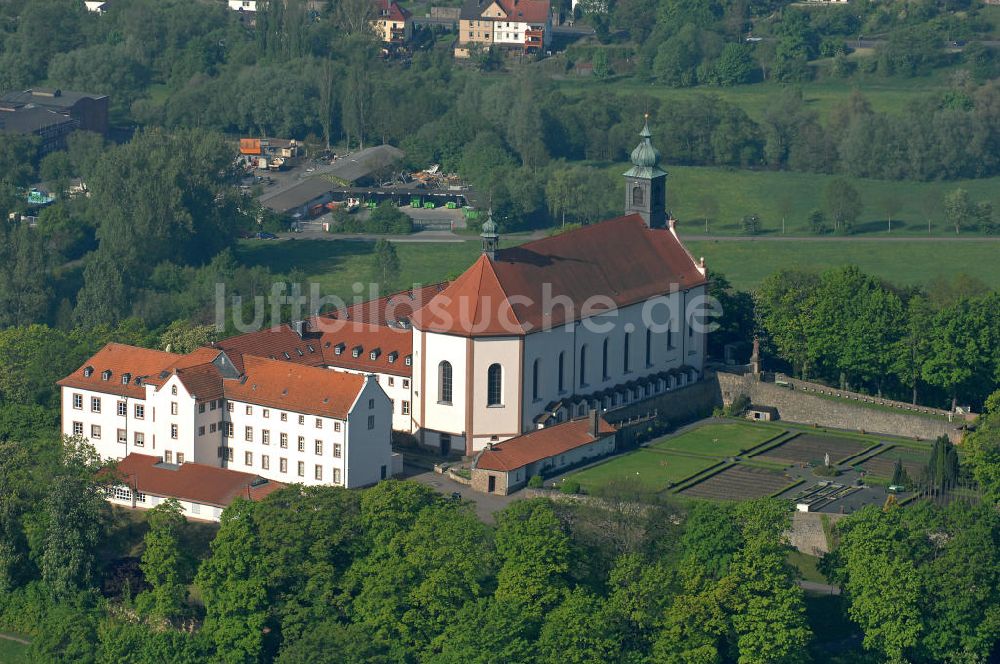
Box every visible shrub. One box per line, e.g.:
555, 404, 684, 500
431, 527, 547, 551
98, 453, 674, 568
528, 474, 544, 488
725, 394, 751, 417
559, 479, 581, 495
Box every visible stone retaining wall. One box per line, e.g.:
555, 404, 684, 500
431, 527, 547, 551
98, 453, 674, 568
786, 512, 844, 555
717, 372, 966, 443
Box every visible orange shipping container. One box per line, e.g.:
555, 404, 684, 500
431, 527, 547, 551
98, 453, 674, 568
240, 138, 262, 155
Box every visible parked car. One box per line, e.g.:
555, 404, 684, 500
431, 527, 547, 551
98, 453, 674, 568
256, 232, 278, 240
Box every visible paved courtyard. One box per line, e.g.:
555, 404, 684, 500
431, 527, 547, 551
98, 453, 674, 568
401, 464, 517, 523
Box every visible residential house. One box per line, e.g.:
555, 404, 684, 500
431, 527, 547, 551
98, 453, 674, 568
456, 0, 551, 58
372, 0, 413, 46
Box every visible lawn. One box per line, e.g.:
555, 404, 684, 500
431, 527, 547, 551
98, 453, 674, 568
568, 448, 720, 493
554, 67, 959, 121
788, 550, 827, 585
684, 239, 1000, 290
650, 422, 781, 457
0, 636, 29, 663
602, 163, 1000, 238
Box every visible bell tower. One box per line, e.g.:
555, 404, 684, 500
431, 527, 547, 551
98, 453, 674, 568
480, 209, 499, 259
624, 115, 667, 228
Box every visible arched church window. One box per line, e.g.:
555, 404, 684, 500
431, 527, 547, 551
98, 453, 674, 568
438, 361, 453, 404
632, 185, 644, 207
487, 364, 502, 406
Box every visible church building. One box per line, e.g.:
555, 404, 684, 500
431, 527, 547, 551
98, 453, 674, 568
410, 120, 708, 454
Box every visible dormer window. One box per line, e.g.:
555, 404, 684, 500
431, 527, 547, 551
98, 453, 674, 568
352, 345, 362, 358
334, 343, 345, 355
405, 355, 412, 366
121, 373, 131, 385
370, 348, 380, 360
282, 351, 291, 360
296, 348, 303, 356
388, 351, 398, 363
101, 370, 112, 381
83, 366, 94, 377
307, 345, 315, 353
135, 377, 143, 386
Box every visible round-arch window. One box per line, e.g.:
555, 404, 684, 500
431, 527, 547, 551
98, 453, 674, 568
632, 185, 644, 207
487, 364, 502, 406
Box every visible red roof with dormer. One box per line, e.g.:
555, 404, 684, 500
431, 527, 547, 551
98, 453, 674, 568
411, 214, 707, 337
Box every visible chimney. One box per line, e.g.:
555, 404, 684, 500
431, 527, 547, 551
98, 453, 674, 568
589, 409, 599, 437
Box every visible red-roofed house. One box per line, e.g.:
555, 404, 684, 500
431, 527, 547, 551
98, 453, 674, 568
106, 453, 285, 521
372, 0, 413, 45
470, 412, 616, 494
456, 0, 552, 57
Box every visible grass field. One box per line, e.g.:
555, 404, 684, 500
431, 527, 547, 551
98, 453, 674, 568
0, 636, 29, 663
555, 67, 960, 121
684, 239, 1000, 289
650, 422, 779, 457
658, 165, 1000, 237
569, 448, 719, 493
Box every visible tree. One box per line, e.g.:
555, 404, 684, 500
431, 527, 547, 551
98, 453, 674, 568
373, 239, 401, 293
536, 587, 619, 663
964, 392, 1000, 504
740, 213, 761, 235
807, 209, 826, 234
943, 188, 973, 235
493, 499, 571, 615
138, 498, 191, 622
196, 498, 269, 664
823, 178, 862, 233
713, 42, 754, 86
756, 269, 821, 379
159, 320, 216, 354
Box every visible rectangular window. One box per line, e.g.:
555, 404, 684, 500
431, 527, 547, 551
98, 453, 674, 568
333, 468, 342, 484
171, 385, 177, 396
280, 412, 287, 422
262, 454, 270, 470
402, 400, 410, 415
189, 502, 199, 515
368, 398, 374, 409
403, 379, 410, 388
245, 451, 253, 466
225, 422, 234, 438
227, 447, 234, 462
117, 401, 127, 416
134, 432, 144, 447
171, 424, 178, 439
333, 443, 342, 459
315, 418, 323, 429
297, 461, 305, 477
368, 415, 375, 430
199, 403, 205, 413
297, 436, 305, 452
388, 377, 394, 386
280, 432, 288, 448
280, 457, 288, 473
171, 402, 178, 416
315, 465, 323, 481
227, 402, 234, 412
245, 426, 253, 442
262, 429, 270, 445
177, 452, 184, 464
210, 401, 217, 411
315, 440, 323, 455
246, 405, 253, 415
210, 423, 217, 433
164, 450, 172, 463
91, 424, 101, 439
135, 404, 145, 419
198, 426, 205, 436
263, 408, 270, 419
117, 428, 127, 444
72, 393, 82, 409
91, 396, 101, 413
298, 415, 305, 425
334, 421, 341, 432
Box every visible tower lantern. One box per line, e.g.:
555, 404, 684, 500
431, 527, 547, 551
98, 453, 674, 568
623, 114, 668, 228
481, 209, 499, 259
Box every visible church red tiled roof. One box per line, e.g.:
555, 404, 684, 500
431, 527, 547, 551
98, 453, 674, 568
412, 214, 707, 337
